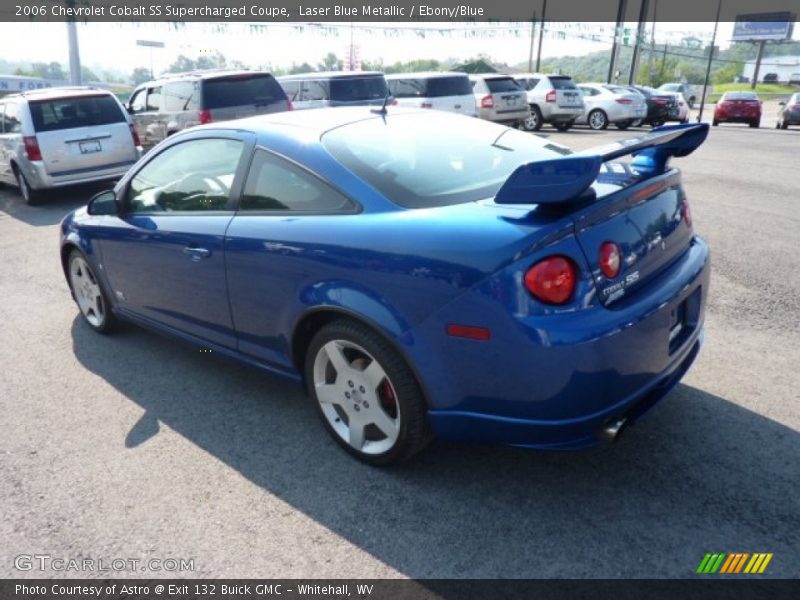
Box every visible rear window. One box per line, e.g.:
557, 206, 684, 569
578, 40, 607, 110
329, 76, 388, 102
201, 74, 286, 110
484, 77, 522, 93
389, 76, 471, 98
29, 95, 125, 132
549, 76, 578, 90
323, 112, 571, 209
723, 92, 758, 100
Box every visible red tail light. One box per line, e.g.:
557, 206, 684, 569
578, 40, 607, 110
652, 98, 667, 105
421, 102, 433, 108
480, 94, 494, 109
615, 98, 633, 104
545, 90, 556, 103
598, 242, 621, 279
681, 199, 692, 228
199, 109, 212, 124
23, 136, 42, 161
128, 124, 141, 147
286, 98, 294, 111
524, 256, 576, 305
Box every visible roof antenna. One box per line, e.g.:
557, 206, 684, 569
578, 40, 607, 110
371, 93, 392, 115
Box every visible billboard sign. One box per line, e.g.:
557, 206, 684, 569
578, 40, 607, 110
733, 13, 795, 41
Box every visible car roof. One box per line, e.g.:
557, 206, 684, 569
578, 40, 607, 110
385, 71, 467, 79
468, 73, 514, 80
1, 86, 114, 102
514, 73, 573, 79
137, 70, 275, 88
278, 71, 384, 80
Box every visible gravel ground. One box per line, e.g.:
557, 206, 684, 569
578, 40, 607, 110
1, 119, 798, 580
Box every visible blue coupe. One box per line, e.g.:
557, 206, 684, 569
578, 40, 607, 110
60, 107, 710, 465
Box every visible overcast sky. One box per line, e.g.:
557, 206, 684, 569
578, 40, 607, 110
0, 21, 772, 77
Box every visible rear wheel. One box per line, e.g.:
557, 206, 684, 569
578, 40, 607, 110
630, 118, 643, 128
305, 319, 431, 466
651, 120, 666, 128
67, 250, 118, 333
781, 120, 789, 130
15, 168, 42, 206
553, 121, 573, 132
712, 119, 719, 126
749, 120, 760, 128
521, 105, 543, 131
615, 120, 632, 130
588, 109, 608, 130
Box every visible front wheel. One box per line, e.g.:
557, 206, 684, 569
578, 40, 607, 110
588, 109, 608, 130
305, 319, 431, 466
781, 120, 789, 130
712, 119, 719, 126
749, 120, 760, 128
521, 105, 543, 131
67, 250, 118, 333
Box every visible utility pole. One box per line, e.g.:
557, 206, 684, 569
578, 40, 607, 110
608, 0, 628, 83
527, 10, 537, 72
628, 0, 650, 85
66, 19, 82, 85
535, 0, 547, 72
697, 0, 722, 123
647, 0, 658, 85
751, 40, 766, 89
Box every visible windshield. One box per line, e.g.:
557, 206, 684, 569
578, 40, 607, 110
329, 76, 389, 102
323, 112, 571, 209
549, 77, 578, 90
485, 78, 523, 93
202, 74, 286, 109
659, 84, 680, 92
723, 92, 758, 101
29, 95, 125, 132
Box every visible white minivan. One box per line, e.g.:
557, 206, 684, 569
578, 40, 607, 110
386, 72, 477, 117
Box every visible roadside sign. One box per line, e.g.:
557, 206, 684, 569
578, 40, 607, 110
732, 13, 795, 41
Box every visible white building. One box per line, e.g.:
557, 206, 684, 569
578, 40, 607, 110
742, 55, 800, 83
0, 75, 68, 96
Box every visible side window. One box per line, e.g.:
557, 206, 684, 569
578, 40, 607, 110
3, 103, 22, 133
390, 79, 424, 98
280, 80, 300, 101
127, 138, 244, 213
163, 81, 197, 112
301, 80, 328, 101
146, 86, 162, 111
0, 104, 5, 133
129, 89, 146, 113
241, 149, 353, 213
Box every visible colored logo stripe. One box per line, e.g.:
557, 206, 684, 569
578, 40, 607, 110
697, 553, 773, 574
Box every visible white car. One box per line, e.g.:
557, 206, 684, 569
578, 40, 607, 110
386, 72, 476, 117
658, 91, 690, 123
576, 83, 648, 130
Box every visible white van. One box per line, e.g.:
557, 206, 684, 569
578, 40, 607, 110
386, 72, 476, 117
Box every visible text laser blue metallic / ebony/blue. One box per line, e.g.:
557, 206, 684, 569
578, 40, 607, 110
60, 108, 710, 465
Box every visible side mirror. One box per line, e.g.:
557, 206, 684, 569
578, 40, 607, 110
87, 190, 119, 216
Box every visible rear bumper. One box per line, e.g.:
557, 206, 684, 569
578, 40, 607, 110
23, 151, 141, 190
542, 106, 584, 122
479, 107, 530, 122
418, 236, 710, 449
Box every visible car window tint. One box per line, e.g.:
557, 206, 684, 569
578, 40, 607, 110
146, 87, 161, 111
323, 112, 570, 209
127, 138, 243, 213
3, 103, 22, 133
426, 76, 473, 97
280, 79, 301, 101
518, 78, 540, 91
164, 81, 198, 111
549, 77, 578, 90
29, 95, 125, 132
388, 79, 425, 98
329, 77, 388, 102
484, 78, 522, 93
301, 80, 328, 101
129, 89, 146, 113
241, 149, 352, 212
202, 74, 286, 109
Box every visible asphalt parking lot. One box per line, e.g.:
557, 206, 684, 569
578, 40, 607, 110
1, 117, 798, 580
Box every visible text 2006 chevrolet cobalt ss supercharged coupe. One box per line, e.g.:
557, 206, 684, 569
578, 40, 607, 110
61, 108, 709, 465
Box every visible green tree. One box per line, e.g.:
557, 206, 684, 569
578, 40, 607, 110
288, 62, 314, 75
131, 67, 152, 85
319, 53, 342, 71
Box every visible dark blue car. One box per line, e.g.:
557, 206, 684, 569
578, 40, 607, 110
60, 108, 710, 465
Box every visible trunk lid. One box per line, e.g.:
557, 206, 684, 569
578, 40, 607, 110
549, 76, 584, 108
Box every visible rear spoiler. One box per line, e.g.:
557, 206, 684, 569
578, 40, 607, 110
494, 122, 708, 205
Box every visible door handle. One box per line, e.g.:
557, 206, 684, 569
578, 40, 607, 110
182, 246, 211, 261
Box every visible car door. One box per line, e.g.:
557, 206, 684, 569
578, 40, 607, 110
98, 133, 254, 348
128, 86, 165, 148
224, 147, 358, 369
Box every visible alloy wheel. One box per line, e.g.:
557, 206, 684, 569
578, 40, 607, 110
69, 256, 106, 328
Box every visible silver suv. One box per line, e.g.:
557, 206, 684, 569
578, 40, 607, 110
128, 70, 290, 149
278, 71, 390, 110
0, 87, 142, 205
469, 74, 529, 127
514, 73, 585, 131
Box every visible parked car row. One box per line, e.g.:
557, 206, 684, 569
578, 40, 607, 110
1, 67, 795, 207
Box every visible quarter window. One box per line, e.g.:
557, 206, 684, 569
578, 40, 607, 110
127, 138, 244, 213
241, 149, 353, 213
129, 89, 146, 113
163, 81, 198, 112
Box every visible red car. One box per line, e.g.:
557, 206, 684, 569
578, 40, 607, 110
713, 92, 762, 128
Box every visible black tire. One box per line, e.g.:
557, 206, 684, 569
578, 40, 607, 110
305, 319, 431, 466
781, 120, 789, 130
651, 120, 666, 128
630, 119, 643, 128
588, 109, 608, 130
521, 105, 543, 131
14, 167, 43, 206
553, 121, 573, 132
712, 120, 719, 126
749, 120, 760, 128
615, 120, 632, 130
67, 249, 119, 334
680, 118, 689, 124
687, 97, 696, 109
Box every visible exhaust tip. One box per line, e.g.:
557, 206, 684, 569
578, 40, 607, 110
597, 418, 627, 443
